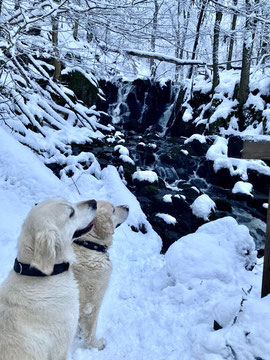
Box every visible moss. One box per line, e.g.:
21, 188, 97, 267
208, 116, 228, 134
122, 163, 136, 183
140, 185, 159, 196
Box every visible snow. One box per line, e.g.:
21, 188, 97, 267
114, 144, 129, 156
184, 133, 206, 144
132, 170, 158, 183
232, 181, 253, 197
119, 154, 135, 165
207, 136, 270, 180
191, 194, 216, 221
163, 194, 173, 203
181, 149, 189, 155
1, 127, 270, 360
156, 213, 176, 225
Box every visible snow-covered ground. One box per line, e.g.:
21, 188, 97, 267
1, 126, 270, 360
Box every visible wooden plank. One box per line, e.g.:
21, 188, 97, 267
228, 136, 270, 160
261, 192, 270, 298
242, 141, 270, 160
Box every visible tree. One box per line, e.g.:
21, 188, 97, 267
212, 3, 223, 92
188, 0, 208, 79
238, 0, 258, 108
227, 0, 238, 70
150, 0, 159, 78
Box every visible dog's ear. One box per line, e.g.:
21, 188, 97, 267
30, 228, 60, 275
95, 213, 114, 238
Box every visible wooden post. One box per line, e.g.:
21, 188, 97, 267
262, 191, 270, 297
228, 136, 270, 298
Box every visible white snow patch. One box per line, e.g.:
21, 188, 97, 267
119, 155, 135, 165
163, 194, 173, 203
156, 213, 177, 225
191, 194, 216, 220
184, 134, 206, 144
132, 170, 158, 183
232, 181, 253, 197
114, 145, 129, 156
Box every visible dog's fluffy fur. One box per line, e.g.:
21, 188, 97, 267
72, 201, 129, 350
0, 198, 96, 360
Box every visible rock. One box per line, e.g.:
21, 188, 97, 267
62, 70, 98, 107
171, 195, 191, 214
140, 185, 159, 196
197, 160, 241, 188
214, 198, 232, 212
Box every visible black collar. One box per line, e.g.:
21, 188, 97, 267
13, 258, 70, 277
73, 239, 108, 253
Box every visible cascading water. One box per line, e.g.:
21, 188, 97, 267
99, 79, 267, 254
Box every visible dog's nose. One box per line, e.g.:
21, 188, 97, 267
88, 200, 97, 210
121, 205, 129, 212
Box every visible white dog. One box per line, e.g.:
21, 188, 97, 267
72, 201, 129, 350
0, 197, 97, 360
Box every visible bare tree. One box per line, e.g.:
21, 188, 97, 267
150, 0, 159, 78
238, 0, 258, 108
227, 0, 238, 70
188, 0, 208, 79
52, 3, 61, 81
212, 3, 223, 91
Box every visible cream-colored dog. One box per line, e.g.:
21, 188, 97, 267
0, 197, 97, 360
72, 201, 129, 350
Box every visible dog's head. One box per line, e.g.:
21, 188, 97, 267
90, 201, 129, 245
18, 198, 97, 275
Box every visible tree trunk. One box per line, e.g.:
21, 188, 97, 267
188, 0, 208, 79
238, 0, 258, 108
174, 0, 181, 82
180, 2, 191, 60
73, 18, 79, 40
52, 13, 61, 81
212, 7, 223, 92
227, 0, 238, 70
150, 0, 159, 78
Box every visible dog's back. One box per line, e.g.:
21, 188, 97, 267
0, 270, 79, 360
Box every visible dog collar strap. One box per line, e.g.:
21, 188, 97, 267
13, 258, 70, 277
73, 240, 108, 253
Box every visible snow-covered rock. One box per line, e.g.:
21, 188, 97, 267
132, 170, 158, 183
156, 213, 176, 225
119, 154, 135, 165
114, 144, 129, 156
165, 216, 257, 286
232, 181, 253, 197
163, 194, 173, 203
191, 194, 216, 221
184, 134, 206, 144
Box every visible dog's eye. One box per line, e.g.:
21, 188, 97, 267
69, 208, 75, 218
113, 207, 115, 214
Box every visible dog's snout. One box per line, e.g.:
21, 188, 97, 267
121, 205, 129, 212
88, 200, 97, 210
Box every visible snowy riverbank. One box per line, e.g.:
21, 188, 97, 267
1, 126, 270, 360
